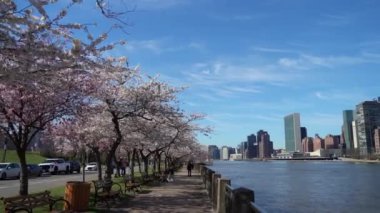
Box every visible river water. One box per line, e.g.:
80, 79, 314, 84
209, 160, 380, 213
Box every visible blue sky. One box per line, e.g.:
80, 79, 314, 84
65, 0, 380, 149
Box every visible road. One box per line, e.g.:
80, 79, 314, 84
0, 171, 99, 197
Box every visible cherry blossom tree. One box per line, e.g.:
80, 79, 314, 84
93, 64, 184, 179
131, 112, 211, 174
0, 0, 126, 195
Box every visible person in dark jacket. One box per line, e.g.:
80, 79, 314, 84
187, 161, 194, 176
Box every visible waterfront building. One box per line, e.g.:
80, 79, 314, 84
208, 145, 220, 160
313, 134, 325, 151
324, 135, 340, 149
257, 130, 271, 158
352, 120, 358, 148
247, 134, 257, 158
374, 128, 380, 154
284, 113, 302, 152
239, 141, 247, 159
302, 137, 313, 153
342, 110, 355, 150
301, 127, 307, 140
355, 98, 380, 155
221, 146, 229, 160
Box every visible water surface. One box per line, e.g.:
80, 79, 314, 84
209, 160, 380, 213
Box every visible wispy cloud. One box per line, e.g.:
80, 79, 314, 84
129, 0, 189, 10
317, 14, 351, 27
125, 39, 205, 54
314, 90, 368, 102
126, 39, 162, 53
185, 61, 297, 86
209, 13, 268, 22
277, 53, 380, 70
252, 46, 298, 54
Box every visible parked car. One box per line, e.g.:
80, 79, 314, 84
85, 162, 98, 171
67, 160, 81, 174
38, 158, 70, 175
0, 163, 20, 180
27, 164, 42, 177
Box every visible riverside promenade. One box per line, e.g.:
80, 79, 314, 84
108, 167, 213, 213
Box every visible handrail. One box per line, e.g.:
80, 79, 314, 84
199, 164, 266, 213
249, 201, 267, 213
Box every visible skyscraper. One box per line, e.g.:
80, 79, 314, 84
208, 145, 220, 160
284, 113, 302, 152
257, 130, 271, 158
355, 99, 380, 155
247, 134, 257, 158
342, 110, 354, 149
300, 127, 307, 140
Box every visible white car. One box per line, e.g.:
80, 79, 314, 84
0, 163, 21, 180
85, 162, 98, 171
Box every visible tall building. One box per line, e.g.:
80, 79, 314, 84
313, 134, 325, 151
374, 128, 380, 154
352, 120, 358, 148
240, 141, 248, 159
257, 130, 271, 158
221, 146, 229, 160
302, 137, 313, 153
355, 99, 380, 155
300, 127, 307, 140
284, 113, 302, 152
208, 145, 220, 160
247, 134, 257, 158
324, 134, 340, 149
342, 110, 354, 149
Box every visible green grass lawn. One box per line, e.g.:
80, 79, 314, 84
0, 150, 45, 164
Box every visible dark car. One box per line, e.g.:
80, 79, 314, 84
27, 164, 42, 177
68, 161, 81, 174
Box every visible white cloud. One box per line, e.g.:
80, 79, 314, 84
318, 14, 351, 27
185, 61, 296, 86
315, 92, 328, 100
314, 90, 368, 102
278, 53, 379, 70
129, 0, 189, 10
126, 40, 162, 53
125, 39, 205, 54
252, 47, 298, 54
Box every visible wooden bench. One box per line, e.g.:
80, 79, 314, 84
0, 190, 71, 213
122, 175, 142, 195
92, 179, 122, 208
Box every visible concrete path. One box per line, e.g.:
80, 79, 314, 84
107, 168, 213, 213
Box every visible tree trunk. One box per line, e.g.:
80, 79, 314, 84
16, 148, 28, 195
136, 151, 142, 174
143, 157, 149, 174
152, 152, 157, 173
94, 148, 102, 181
131, 148, 136, 179
1, 141, 7, 163
139, 150, 150, 174
104, 112, 123, 180
157, 152, 162, 173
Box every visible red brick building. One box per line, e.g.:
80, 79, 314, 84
313, 134, 325, 151
302, 137, 313, 153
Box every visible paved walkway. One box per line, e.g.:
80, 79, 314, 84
108, 168, 213, 213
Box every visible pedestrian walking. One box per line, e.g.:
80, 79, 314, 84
187, 161, 194, 176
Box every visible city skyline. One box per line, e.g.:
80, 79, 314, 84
65, 0, 380, 148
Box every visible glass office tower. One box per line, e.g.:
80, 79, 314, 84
284, 113, 301, 152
